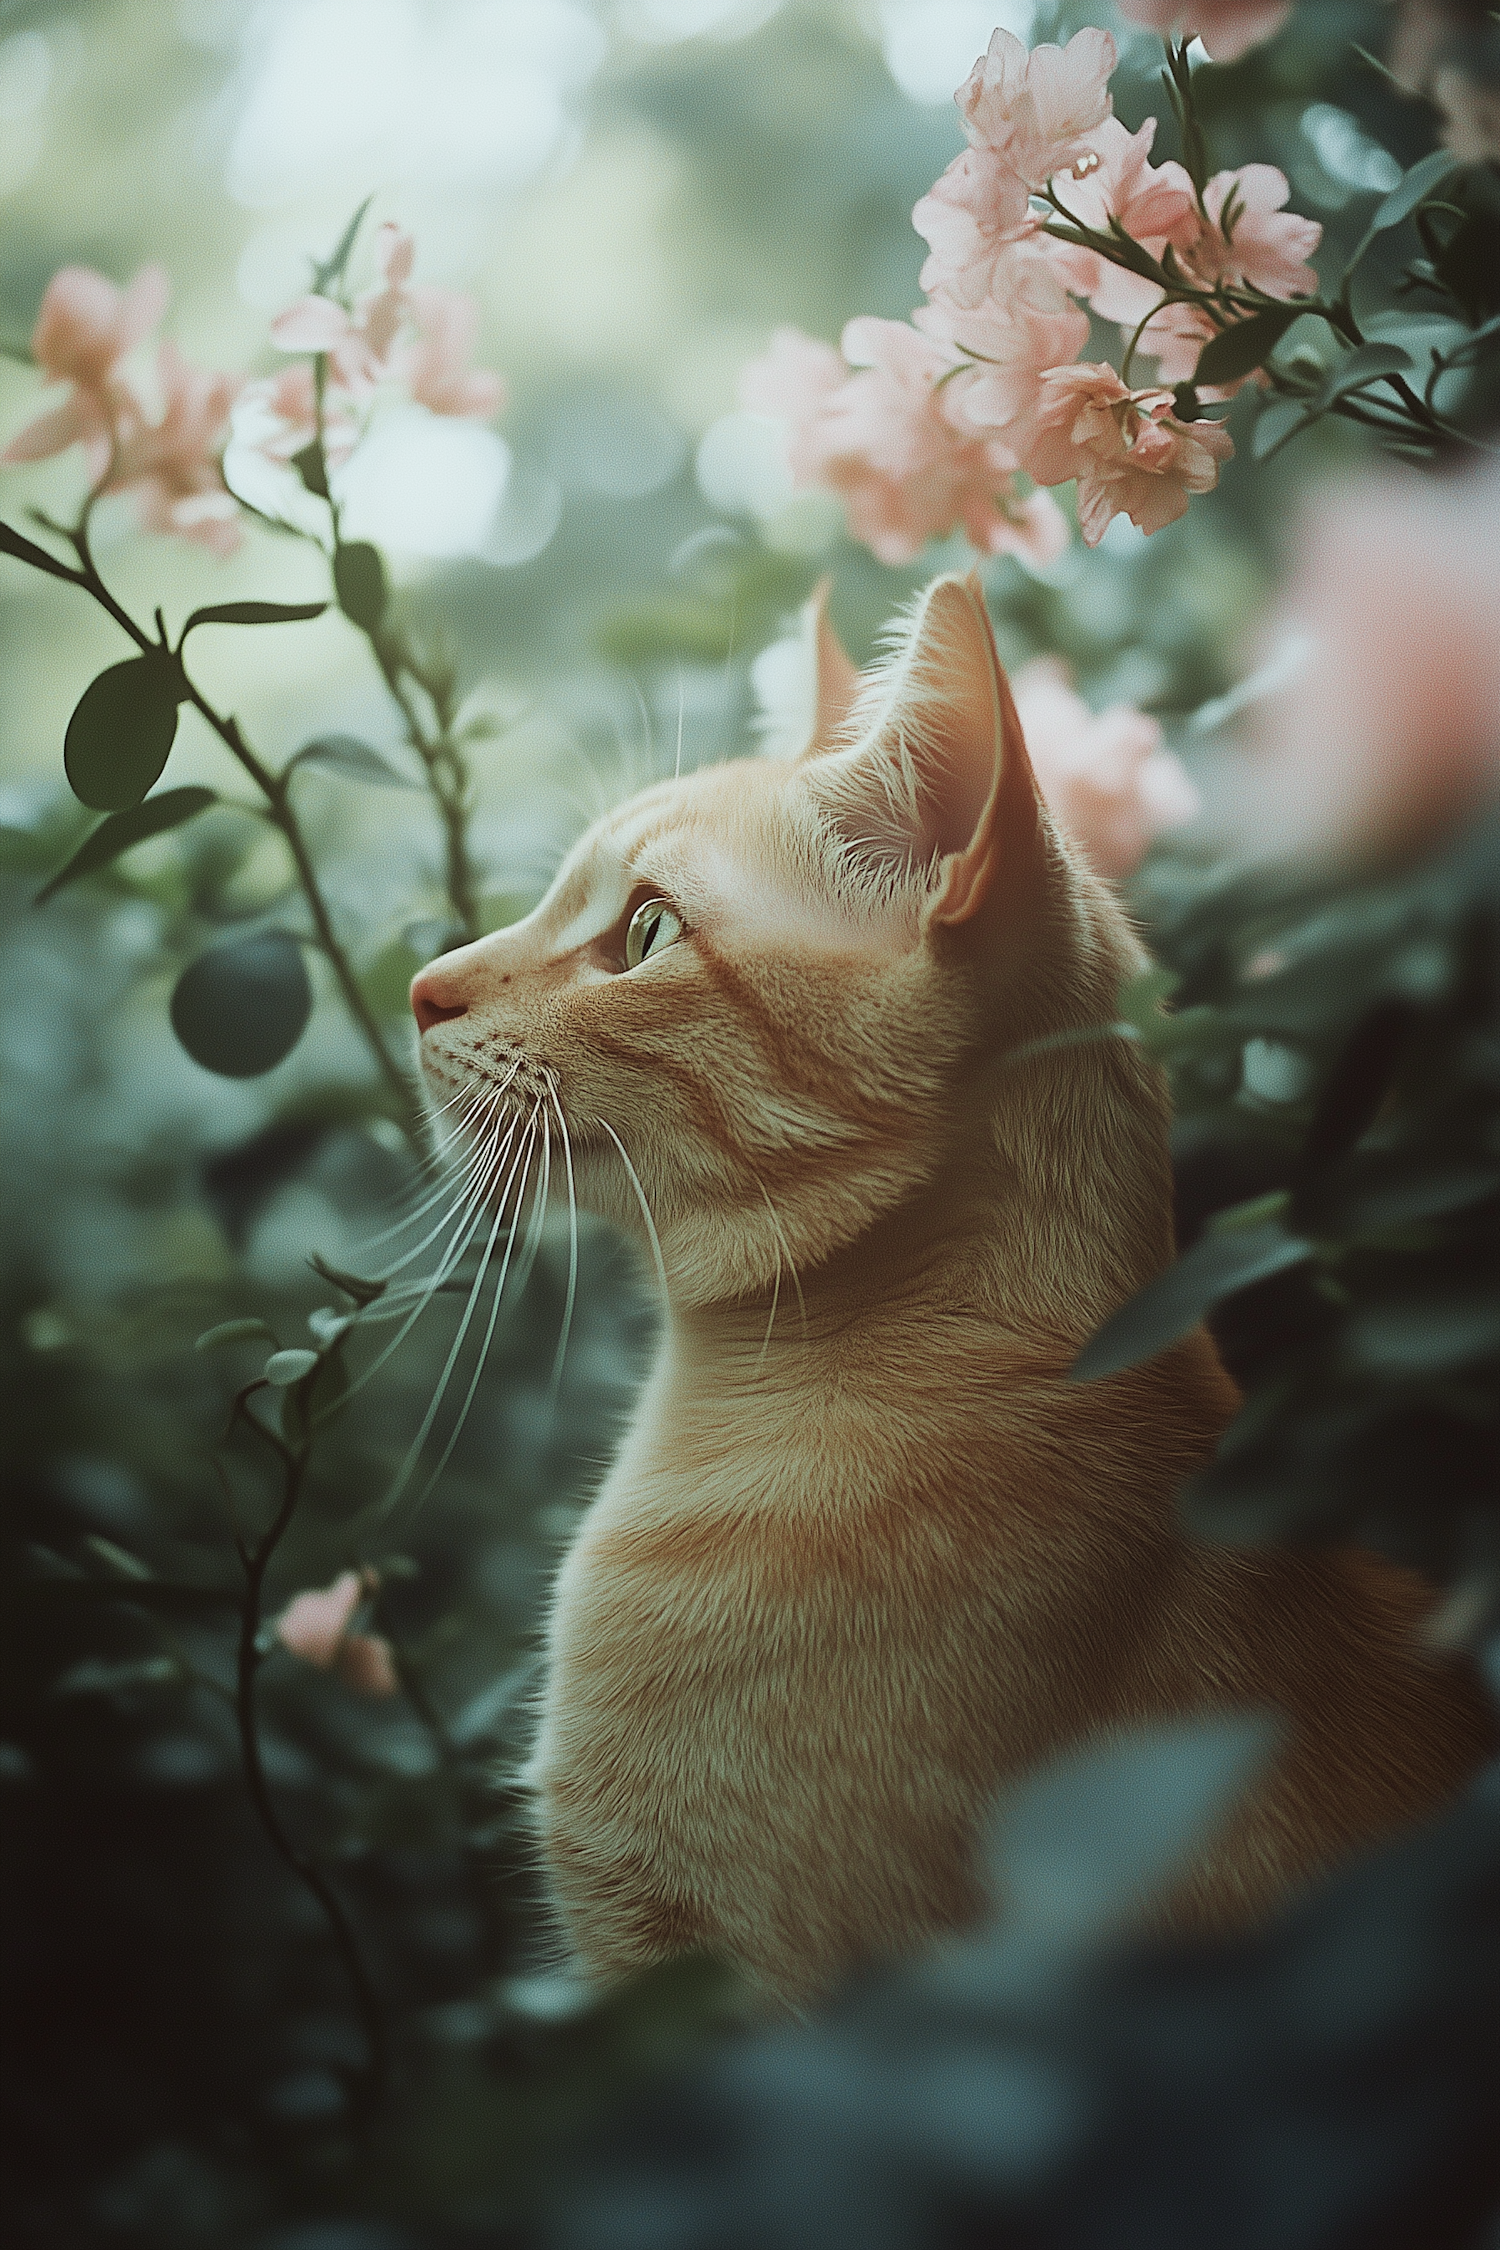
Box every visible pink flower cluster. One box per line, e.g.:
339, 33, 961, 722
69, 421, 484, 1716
276, 1568, 400, 1697
2, 223, 505, 553
3, 265, 245, 553
254, 221, 505, 468
744, 24, 1321, 558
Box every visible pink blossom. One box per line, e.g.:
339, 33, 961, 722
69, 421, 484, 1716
334, 1633, 401, 1698
1116, 2, 1292, 63
918, 247, 1089, 456
1237, 466, 1500, 863
1012, 655, 1199, 877
270, 225, 502, 423
913, 147, 1037, 307
1024, 361, 1234, 544
277, 1570, 363, 1668
238, 362, 361, 468
401, 287, 506, 420
1196, 165, 1320, 297
740, 326, 847, 482
110, 344, 244, 554
3, 263, 168, 475
1044, 116, 1198, 326
958, 25, 1117, 186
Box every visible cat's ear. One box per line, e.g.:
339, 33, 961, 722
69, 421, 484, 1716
796, 578, 861, 762
807, 571, 1047, 927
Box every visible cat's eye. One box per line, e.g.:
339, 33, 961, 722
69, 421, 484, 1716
624, 897, 684, 970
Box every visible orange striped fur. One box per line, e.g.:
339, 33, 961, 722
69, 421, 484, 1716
413, 575, 1491, 2009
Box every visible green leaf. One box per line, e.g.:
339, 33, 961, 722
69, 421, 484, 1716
180, 600, 327, 639
308, 1252, 388, 1307
312, 192, 376, 294
0, 517, 79, 584
291, 441, 330, 500
290, 734, 422, 789
35, 786, 216, 904
1313, 342, 1414, 409
1366, 150, 1456, 242
1252, 399, 1312, 459
1069, 1222, 1313, 1383
170, 930, 312, 1078
263, 1347, 318, 1386
333, 541, 388, 634
63, 653, 184, 813
1194, 307, 1300, 389
195, 1316, 280, 1352
1345, 1290, 1500, 1377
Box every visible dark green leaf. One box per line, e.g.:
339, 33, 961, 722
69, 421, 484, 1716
170, 930, 312, 1078
0, 516, 80, 584
1069, 1222, 1313, 1383
308, 1252, 388, 1307
333, 541, 388, 634
64, 653, 184, 813
35, 786, 216, 904
312, 192, 375, 294
1345, 1291, 1500, 1377
291, 441, 330, 499
180, 600, 327, 638
290, 734, 422, 789
1194, 307, 1299, 389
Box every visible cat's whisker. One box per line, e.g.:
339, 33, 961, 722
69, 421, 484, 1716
378, 1103, 543, 1517
399, 1103, 551, 1521
546, 1077, 579, 1408
364, 1068, 522, 1276
756, 1231, 782, 1372
673, 667, 685, 783
361, 1100, 504, 1279
596, 1117, 669, 1301
356, 1080, 493, 1247
331, 1109, 520, 1405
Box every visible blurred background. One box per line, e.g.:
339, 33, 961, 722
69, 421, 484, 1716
3, 3, 1499, 2246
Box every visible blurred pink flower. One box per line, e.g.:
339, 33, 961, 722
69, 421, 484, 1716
958, 25, 1117, 186
277, 1570, 363, 1667
111, 343, 244, 554
401, 288, 506, 419
1025, 362, 1234, 543
1116, 2, 1292, 61
3, 263, 169, 474
276, 1569, 398, 1696
270, 225, 502, 423
1238, 467, 1500, 861
918, 247, 1089, 454
1013, 655, 1199, 877
1044, 117, 1198, 325
740, 325, 847, 480
334, 1633, 401, 1698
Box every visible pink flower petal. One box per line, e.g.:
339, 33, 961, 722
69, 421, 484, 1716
271, 295, 355, 354
276, 1571, 363, 1668
336, 1633, 401, 1697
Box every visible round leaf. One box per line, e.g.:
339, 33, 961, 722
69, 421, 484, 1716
333, 542, 388, 634
64, 653, 183, 812
195, 1317, 280, 1353
36, 786, 217, 905
170, 930, 312, 1079
263, 1348, 319, 1386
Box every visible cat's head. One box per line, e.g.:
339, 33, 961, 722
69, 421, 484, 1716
411, 574, 1159, 1314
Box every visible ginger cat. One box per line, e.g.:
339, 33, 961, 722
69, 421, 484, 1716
411, 575, 1491, 2009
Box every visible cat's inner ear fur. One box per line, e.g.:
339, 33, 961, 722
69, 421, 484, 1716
796, 579, 862, 764
804, 572, 1040, 926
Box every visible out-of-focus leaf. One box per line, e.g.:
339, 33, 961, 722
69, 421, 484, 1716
1344, 1291, 1500, 1377
1313, 343, 1414, 409
1252, 399, 1313, 458
1298, 1000, 1419, 1176
290, 734, 423, 789
987, 1713, 1280, 1942
1308, 1161, 1499, 1239
263, 1347, 318, 1386
291, 440, 330, 499
195, 1317, 280, 1352
179, 601, 327, 638
169, 930, 312, 1078
308, 1253, 388, 1307
63, 653, 183, 813
1194, 308, 1299, 388
35, 786, 216, 903
1070, 1222, 1313, 1382
333, 541, 388, 634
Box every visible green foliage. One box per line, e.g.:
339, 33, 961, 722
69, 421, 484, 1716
333, 541, 390, 635
169, 929, 313, 1078
34, 785, 217, 903
63, 653, 184, 812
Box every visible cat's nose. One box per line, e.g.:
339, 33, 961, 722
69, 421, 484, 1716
410, 967, 470, 1035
